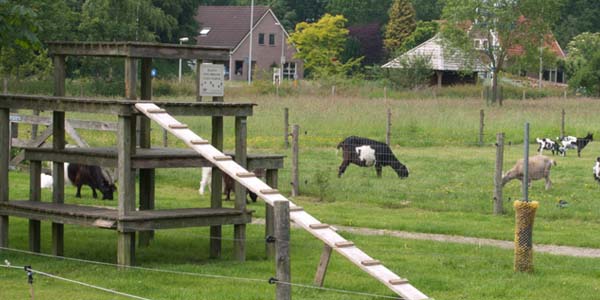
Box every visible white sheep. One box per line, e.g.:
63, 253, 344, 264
198, 167, 212, 195
502, 155, 556, 190
40, 173, 53, 190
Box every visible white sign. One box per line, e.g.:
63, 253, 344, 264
199, 63, 224, 97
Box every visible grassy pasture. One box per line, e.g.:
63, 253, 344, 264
4, 91, 600, 299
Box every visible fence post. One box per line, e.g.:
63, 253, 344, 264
383, 86, 387, 101
284, 108, 289, 148
479, 109, 484, 146
493, 133, 504, 215
274, 200, 291, 300
386, 108, 391, 146
563, 90, 567, 100
523, 123, 529, 202
560, 109, 565, 138
291, 125, 299, 197
522, 90, 526, 100
331, 85, 335, 97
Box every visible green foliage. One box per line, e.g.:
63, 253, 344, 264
566, 33, 600, 96
312, 170, 330, 202
326, 0, 392, 26
554, 0, 600, 47
395, 21, 438, 55
383, 0, 416, 53
385, 55, 434, 89
0, 0, 41, 76
288, 14, 363, 79
411, 0, 444, 21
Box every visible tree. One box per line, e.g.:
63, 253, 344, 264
565, 32, 600, 96
383, 0, 416, 54
411, 0, 444, 21
0, 0, 42, 77
395, 21, 438, 55
288, 14, 362, 78
326, 0, 392, 26
553, 0, 600, 48
442, 0, 563, 104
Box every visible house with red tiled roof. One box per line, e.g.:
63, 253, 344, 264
195, 6, 303, 81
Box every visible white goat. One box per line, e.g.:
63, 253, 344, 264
199, 167, 212, 195
593, 157, 600, 183
502, 155, 556, 190
40, 173, 53, 189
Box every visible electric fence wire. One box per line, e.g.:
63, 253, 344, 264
0, 262, 153, 300
0, 246, 403, 300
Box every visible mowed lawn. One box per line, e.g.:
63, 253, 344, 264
3, 93, 600, 299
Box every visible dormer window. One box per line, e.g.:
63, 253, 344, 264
199, 27, 211, 36
474, 38, 488, 50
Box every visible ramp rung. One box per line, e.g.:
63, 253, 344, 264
260, 189, 279, 195
213, 155, 232, 161
389, 278, 409, 285
334, 241, 354, 248
289, 206, 304, 212
168, 124, 188, 129
190, 139, 209, 145
361, 259, 381, 266
309, 223, 330, 229
236, 172, 255, 178
146, 108, 166, 113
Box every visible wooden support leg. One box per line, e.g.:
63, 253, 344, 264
265, 169, 278, 259
138, 167, 154, 247
274, 201, 291, 300
52, 110, 65, 257
234, 116, 247, 262
210, 113, 223, 259
52, 224, 64, 256
118, 231, 136, 267
0, 108, 7, 248
314, 244, 333, 287
29, 160, 41, 252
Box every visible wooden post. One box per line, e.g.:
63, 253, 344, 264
196, 59, 202, 102
283, 108, 289, 148
563, 90, 567, 100
522, 90, 526, 100
117, 114, 136, 266
52, 55, 66, 257
383, 86, 387, 101
386, 108, 391, 146
274, 200, 291, 300
29, 160, 42, 252
234, 116, 248, 262
0, 108, 9, 248
162, 129, 168, 147
560, 109, 565, 138
523, 123, 529, 202
291, 125, 299, 197
265, 169, 278, 259
139, 58, 154, 247
479, 109, 485, 146
493, 133, 505, 215
31, 110, 39, 139
313, 244, 333, 287
436, 71, 443, 88
210, 93, 224, 258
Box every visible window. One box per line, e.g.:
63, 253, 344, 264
482, 40, 489, 49
235, 61, 244, 76
199, 27, 211, 36
258, 33, 265, 45
269, 33, 275, 46
474, 40, 481, 49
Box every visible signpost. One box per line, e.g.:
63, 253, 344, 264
199, 63, 224, 97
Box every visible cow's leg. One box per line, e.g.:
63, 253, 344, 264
375, 165, 383, 178
75, 185, 82, 198
338, 161, 350, 178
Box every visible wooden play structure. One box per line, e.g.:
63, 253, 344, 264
0, 42, 429, 299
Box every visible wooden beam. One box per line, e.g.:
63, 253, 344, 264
265, 169, 278, 259
274, 200, 291, 300
52, 55, 66, 257
209, 94, 224, 259
234, 116, 247, 262
139, 57, 154, 247
0, 108, 9, 248
29, 161, 42, 253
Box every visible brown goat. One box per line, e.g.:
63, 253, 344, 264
502, 155, 556, 190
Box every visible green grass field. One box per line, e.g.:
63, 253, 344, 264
3, 89, 600, 299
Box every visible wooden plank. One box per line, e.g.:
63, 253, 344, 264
147, 108, 166, 113
10, 127, 52, 167
190, 139, 209, 145
260, 189, 279, 195
168, 124, 188, 129
64, 121, 89, 148
389, 278, 409, 285
309, 223, 330, 229
289, 206, 304, 212
236, 172, 255, 178
361, 259, 382, 266
213, 155, 232, 161
334, 241, 355, 248
314, 244, 333, 287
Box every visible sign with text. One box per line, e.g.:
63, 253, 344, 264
199, 63, 224, 97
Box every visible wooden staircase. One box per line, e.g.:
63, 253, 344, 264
135, 102, 429, 300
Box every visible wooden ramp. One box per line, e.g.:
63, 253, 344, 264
135, 103, 429, 300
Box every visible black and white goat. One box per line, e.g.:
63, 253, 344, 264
336, 136, 409, 178
536, 138, 563, 155
558, 133, 593, 157
593, 157, 600, 183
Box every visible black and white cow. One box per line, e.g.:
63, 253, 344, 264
536, 138, 563, 155
593, 157, 600, 183
337, 136, 409, 178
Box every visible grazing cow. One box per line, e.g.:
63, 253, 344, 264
593, 157, 600, 183
536, 138, 563, 155
67, 163, 116, 200
558, 133, 593, 157
502, 155, 556, 190
337, 136, 409, 178
199, 167, 264, 202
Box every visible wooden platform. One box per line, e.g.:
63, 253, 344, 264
24, 147, 284, 170
0, 201, 252, 232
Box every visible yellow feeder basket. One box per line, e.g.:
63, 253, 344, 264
514, 200, 539, 273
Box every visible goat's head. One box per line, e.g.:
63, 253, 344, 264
392, 161, 409, 178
